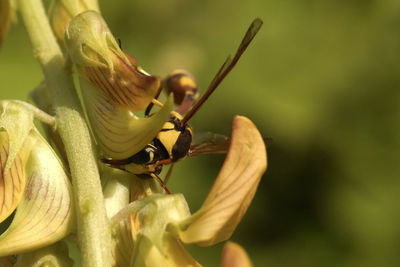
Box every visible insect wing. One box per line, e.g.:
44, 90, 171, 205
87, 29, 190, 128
189, 133, 272, 157
188, 132, 231, 157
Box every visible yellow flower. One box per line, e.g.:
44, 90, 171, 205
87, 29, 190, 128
0, 101, 75, 256
65, 11, 160, 112
65, 11, 173, 160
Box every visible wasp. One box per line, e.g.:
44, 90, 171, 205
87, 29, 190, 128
102, 18, 263, 193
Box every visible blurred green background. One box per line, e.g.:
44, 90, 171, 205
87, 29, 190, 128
2, 0, 400, 266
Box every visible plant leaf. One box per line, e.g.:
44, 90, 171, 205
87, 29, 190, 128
172, 116, 267, 246
0, 130, 75, 256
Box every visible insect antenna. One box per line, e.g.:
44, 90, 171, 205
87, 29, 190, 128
181, 18, 263, 125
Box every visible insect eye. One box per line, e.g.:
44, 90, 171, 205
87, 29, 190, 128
172, 128, 192, 161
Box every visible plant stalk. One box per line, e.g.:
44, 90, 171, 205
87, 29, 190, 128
18, 0, 111, 266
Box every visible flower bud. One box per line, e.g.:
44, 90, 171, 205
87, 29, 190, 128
49, 0, 100, 41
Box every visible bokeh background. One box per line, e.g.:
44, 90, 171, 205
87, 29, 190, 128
2, 0, 400, 266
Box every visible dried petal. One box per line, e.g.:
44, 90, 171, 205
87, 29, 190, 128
221, 242, 253, 267
0, 130, 75, 256
171, 116, 267, 246
81, 78, 174, 159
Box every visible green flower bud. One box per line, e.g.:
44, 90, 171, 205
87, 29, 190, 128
49, 0, 100, 41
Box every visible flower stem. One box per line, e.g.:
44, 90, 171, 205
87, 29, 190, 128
18, 1, 111, 266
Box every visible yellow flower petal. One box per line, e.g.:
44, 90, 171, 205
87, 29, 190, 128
111, 194, 197, 266
0, 131, 75, 256
0, 101, 35, 177
112, 218, 135, 267
81, 77, 174, 159
66, 11, 160, 111
161, 234, 201, 267
0, 131, 27, 223
0, 101, 36, 223
131, 234, 201, 267
221, 242, 253, 267
82, 50, 161, 111
174, 116, 267, 246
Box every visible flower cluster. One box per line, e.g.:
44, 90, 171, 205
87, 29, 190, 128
0, 2, 266, 266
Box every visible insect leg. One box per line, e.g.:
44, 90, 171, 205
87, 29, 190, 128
163, 163, 175, 185
150, 173, 171, 194
145, 83, 164, 116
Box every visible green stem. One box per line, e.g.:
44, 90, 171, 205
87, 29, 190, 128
18, 1, 111, 266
